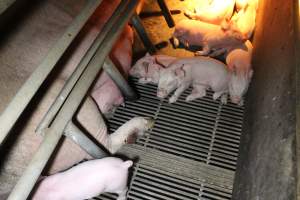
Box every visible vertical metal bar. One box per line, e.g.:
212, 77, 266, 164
131, 13, 156, 54
64, 121, 110, 158
0, 0, 103, 146
7, 1, 138, 199
157, 0, 175, 28
36, 0, 130, 135
103, 57, 138, 100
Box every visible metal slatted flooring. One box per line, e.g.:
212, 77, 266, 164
94, 78, 244, 200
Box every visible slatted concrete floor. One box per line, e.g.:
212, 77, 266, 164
94, 78, 244, 200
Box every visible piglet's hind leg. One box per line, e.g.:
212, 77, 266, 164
116, 187, 128, 200
186, 85, 207, 102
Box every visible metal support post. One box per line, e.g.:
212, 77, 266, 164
64, 121, 110, 158
103, 58, 138, 100
131, 13, 156, 54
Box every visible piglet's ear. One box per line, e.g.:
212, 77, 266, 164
122, 160, 133, 168
175, 65, 185, 78
145, 52, 151, 57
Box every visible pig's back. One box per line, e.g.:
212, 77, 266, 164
36, 158, 126, 199
174, 57, 229, 88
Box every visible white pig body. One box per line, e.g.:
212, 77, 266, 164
129, 53, 177, 84
157, 57, 230, 104
223, 0, 258, 40
226, 40, 253, 105
173, 19, 246, 57
32, 157, 133, 200
185, 0, 235, 25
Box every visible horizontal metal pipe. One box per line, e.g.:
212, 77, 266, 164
36, 0, 130, 135
103, 57, 138, 100
64, 121, 110, 158
0, 0, 103, 146
7, 0, 138, 199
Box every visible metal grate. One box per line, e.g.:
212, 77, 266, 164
95, 78, 244, 200
108, 78, 243, 170
93, 160, 233, 200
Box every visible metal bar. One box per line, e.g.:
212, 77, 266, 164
36, 0, 130, 135
0, 0, 103, 146
131, 13, 156, 54
103, 57, 138, 100
64, 121, 110, 158
156, 0, 175, 28
7, 1, 138, 199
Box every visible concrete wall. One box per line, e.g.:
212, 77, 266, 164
232, 0, 297, 199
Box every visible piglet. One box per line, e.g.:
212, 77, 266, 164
157, 57, 229, 104
32, 157, 133, 200
129, 53, 177, 84
172, 19, 246, 57
226, 40, 253, 106
222, 0, 258, 40
184, 0, 235, 25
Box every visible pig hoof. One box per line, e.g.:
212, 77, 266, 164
195, 51, 207, 56
184, 41, 190, 49
172, 37, 180, 48
238, 100, 244, 107
138, 78, 149, 84
184, 9, 193, 18
221, 95, 228, 105
185, 95, 195, 102
144, 117, 155, 130
169, 96, 178, 104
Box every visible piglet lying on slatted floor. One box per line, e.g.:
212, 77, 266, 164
32, 157, 133, 200
156, 56, 230, 104
31, 157, 133, 200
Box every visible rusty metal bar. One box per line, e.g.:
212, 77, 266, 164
104, 57, 138, 100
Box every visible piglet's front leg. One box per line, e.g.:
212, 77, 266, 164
116, 187, 128, 200
169, 83, 190, 104
108, 117, 155, 153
